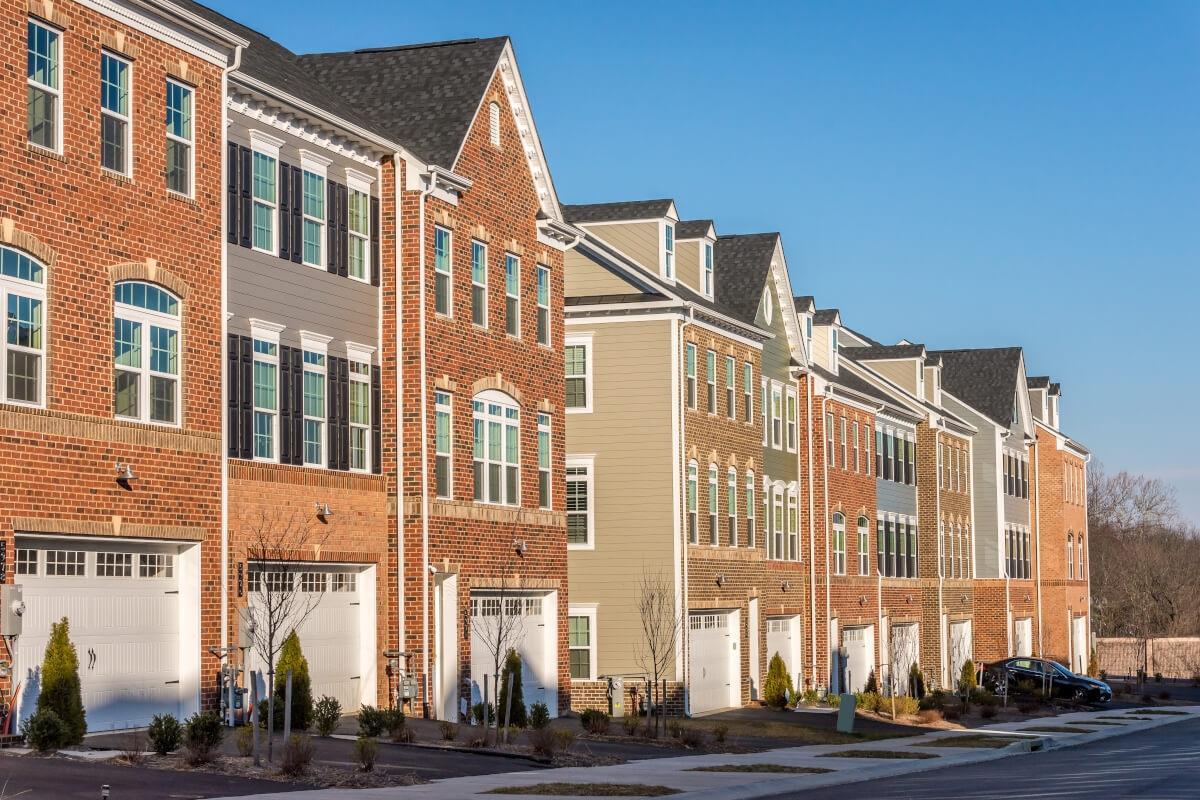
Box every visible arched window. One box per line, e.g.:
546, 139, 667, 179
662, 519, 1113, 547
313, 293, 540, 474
488, 102, 501, 148
1067, 533, 1074, 579
727, 467, 737, 547
114, 280, 180, 424
686, 461, 698, 544
472, 389, 519, 505
857, 516, 870, 576
745, 471, 756, 549
1077, 535, 1084, 580
1, 246, 47, 406
832, 512, 846, 575
771, 482, 784, 560
786, 484, 799, 560
708, 463, 719, 545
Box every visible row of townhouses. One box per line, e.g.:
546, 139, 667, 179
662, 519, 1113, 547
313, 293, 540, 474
1, 0, 1091, 732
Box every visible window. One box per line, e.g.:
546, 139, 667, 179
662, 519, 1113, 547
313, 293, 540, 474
301, 169, 326, 267
16, 548, 37, 575
470, 241, 487, 327
536, 265, 550, 346
332, 572, 356, 592
46, 550, 85, 576
852, 421, 860, 473
568, 612, 595, 680
1077, 536, 1084, 580
567, 461, 593, 546
701, 242, 713, 296
139, 553, 174, 578
113, 282, 180, 425
786, 391, 798, 451
505, 253, 520, 336
434, 226, 452, 316
349, 359, 370, 471
864, 425, 871, 476
743, 362, 753, 423
875, 426, 884, 477
761, 287, 773, 324
100, 52, 131, 174
473, 391, 520, 505
787, 487, 799, 560
489, 101, 502, 147
1021, 457, 1029, 498
761, 380, 768, 444
252, 336, 279, 460
1066, 533, 1074, 579
565, 337, 591, 411
840, 416, 848, 469
858, 516, 870, 575
907, 520, 917, 578
771, 386, 783, 447
300, 572, 327, 593
876, 517, 885, 575
964, 526, 971, 578
251, 150, 277, 251
745, 472, 756, 548
537, 413, 551, 508
725, 356, 735, 418
772, 486, 784, 560
303, 349, 326, 467
96, 552, 132, 577
165, 80, 193, 195
687, 461, 698, 544
435, 390, 452, 497
1, 246, 47, 406
706, 351, 717, 413
832, 513, 846, 575
685, 344, 697, 410
27, 20, 60, 151
708, 464, 719, 545
906, 435, 916, 486
663, 223, 675, 279
830, 327, 839, 365
727, 468, 737, 547
825, 413, 835, 467
348, 186, 370, 281
938, 442, 944, 489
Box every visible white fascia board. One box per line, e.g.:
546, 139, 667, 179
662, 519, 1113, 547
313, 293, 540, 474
83, 0, 246, 63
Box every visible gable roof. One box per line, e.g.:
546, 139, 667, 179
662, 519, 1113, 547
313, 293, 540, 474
297, 38, 508, 168
1027, 375, 1050, 389
793, 296, 815, 314
843, 343, 927, 361
562, 199, 675, 224
676, 219, 714, 240
712, 233, 780, 326
930, 347, 1024, 427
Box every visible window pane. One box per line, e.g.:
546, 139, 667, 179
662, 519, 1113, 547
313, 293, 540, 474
113, 368, 139, 418
150, 326, 178, 374
8, 294, 43, 349
254, 411, 273, 458
254, 362, 276, 409
113, 317, 141, 368
304, 418, 323, 465
350, 427, 367, 470
350, 379, 369, 425
7, 350, 39, 403
150, 375, 176, 423
166, 82, 192, 140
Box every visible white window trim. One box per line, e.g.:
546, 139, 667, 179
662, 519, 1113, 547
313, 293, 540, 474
249, 131, 283, 254
249, 320, 285, 463
300, 331, 332, 469
565, 333, 593, 413
473, 389, 521, 507
832, 513, 846, 576
471, 240, 488, 329
771, 383, 784, 449
0, 267, 48, 410
536, 264, 551, 348
505, 252, 521, 338
743, 361, 753, 424
27, 19, 63, 155
346, 170, 374, 284
566, 455, 595, 550
434, 225, 453, 317
100, 50, 133, 178
700, 241, 714, 298
346, 342, 375, 474
785, 387, 798, 453
166, 79, 196, 198
537, 413, 552, 509
435, 389, 453, 498
488, 101, 502, 148
299, 150, 332, 270
661, 220, 676, 281
114, 287, 182, 427
568, 604, 598, 681
705, 350, 717, 415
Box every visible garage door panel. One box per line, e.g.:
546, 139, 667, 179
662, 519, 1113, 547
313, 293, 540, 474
842, 625, 875, 694
689, 610, 739, 715
469, 592, 556, 713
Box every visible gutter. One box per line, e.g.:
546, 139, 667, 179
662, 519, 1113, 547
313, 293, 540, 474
392, 152, 406, 697
821, 389, 832, 690
418, 168, 437, 717
1032, 437, 1044, 656
805, 374, 817, 688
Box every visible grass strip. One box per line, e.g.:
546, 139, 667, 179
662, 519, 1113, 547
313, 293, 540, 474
819, 749, 939, 760
686, 764, 833, 774
1132, 709, 1188, 715
926, 735, 1022, 749
1021, 725, 1096, 733
486, 784, 680, 797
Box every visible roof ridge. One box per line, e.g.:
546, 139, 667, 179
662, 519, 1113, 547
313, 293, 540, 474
716, 231, 779, 240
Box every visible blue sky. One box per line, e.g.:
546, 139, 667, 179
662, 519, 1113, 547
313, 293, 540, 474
209, 1, 1200, 522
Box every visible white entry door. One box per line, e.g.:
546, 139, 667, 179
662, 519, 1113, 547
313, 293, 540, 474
1015, 618, 1033, 657
688, 610, 740, 715
1072, 616, 1087, 673
842, 625, 875, 693
470, 591, 558, 715
435, 574, 459, 720
766, 615, 802, 690
16, 537, 186, 732
889, 623, 920, 695
747, 599, 760, 702
949, 620, 973, 685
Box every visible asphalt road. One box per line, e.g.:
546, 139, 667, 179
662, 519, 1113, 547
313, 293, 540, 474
769, 716, 1200, 799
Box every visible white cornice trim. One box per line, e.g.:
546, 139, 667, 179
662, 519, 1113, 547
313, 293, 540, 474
78, 0, 242, 64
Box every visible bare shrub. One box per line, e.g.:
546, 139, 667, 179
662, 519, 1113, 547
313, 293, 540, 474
280, 734, 315, 777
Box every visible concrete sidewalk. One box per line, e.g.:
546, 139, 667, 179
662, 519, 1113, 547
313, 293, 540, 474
211, 706, 1200, 800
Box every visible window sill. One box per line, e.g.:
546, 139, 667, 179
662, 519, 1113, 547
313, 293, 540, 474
26, 142, 64, 162
101, 167, 134, 185
167, 190, 198, 207
567, 542, 594, 552
113, 414, 182, 431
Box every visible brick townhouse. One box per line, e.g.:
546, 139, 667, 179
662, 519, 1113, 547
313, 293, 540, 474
299, 39, 576, 719
1027, 378, 1091, 671
1, 0, 244, 731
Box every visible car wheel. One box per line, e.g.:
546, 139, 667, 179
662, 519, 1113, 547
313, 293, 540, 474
1071, 688, 1087, 704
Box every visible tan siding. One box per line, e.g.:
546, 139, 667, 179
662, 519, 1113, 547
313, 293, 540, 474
564, 248, 642, 298
567, 318, 675, 677
868, 360, 916, 393
582, 221, 660, 274
811, 325, 831, 371
675, 239, 701, 293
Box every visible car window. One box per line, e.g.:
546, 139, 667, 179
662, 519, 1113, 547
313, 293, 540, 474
1011, 659, 1032, 670
1048, 661, 1073, 678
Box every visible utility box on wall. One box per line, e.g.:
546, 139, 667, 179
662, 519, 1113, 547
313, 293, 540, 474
1, 583, 24, 636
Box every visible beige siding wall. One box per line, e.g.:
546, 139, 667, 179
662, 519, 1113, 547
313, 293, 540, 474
581, 221, 661, 274
868, 359, 917, 393
675, 239, 701, 293
566, 317, 676, 677
811, 325, 831, 371
564, 248, 640, 298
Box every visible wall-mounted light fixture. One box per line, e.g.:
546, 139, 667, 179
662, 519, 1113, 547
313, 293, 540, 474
314, 502, 334, 520
780, 580, 791, 592
513, 539, 527, 556
114, 462, 136, 482
716, 573, 725, 587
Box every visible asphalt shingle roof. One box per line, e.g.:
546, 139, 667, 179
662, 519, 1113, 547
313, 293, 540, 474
1027, 376, 1050, 389
712, 233, 780, 326
298, 38, 509, 167
793, 295, 815, 313
929, 347, 1024, 426
813, 308, 839, 325
675, 219, 714, 239
842, 344, 927, 361
562, 200, 675, 224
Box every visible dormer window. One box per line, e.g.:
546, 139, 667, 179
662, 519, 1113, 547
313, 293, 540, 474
830, 328, 839, 367
1012, 398, 1018, 425
663, 223, 675, 279
701, 242, 713, 296
805, 316, 813, 345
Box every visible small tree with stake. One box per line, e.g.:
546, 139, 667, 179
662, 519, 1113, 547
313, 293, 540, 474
470, 547, 528, 743
243, 510, 329, 763
634, 568, 680, 736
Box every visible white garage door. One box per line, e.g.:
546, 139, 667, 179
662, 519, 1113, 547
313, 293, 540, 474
766, 616, 801, 690
246, 564, 370, 714
470, 592, 558, 715
16, 538, 185, 732
1015, 617, 1032, 657
1072, 616, 1087, 673
842, 625, 875, 694
949, 619, 973, 685
689, 610, 740, 715
889, 623, 920, 695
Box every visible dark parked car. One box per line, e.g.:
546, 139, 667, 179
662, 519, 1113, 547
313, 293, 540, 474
983, 657, 1112, 704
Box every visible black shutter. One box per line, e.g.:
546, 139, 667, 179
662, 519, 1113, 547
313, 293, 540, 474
226, 143, 239, 245
278, 161, 291, 261
238, 335, 253, 459
371, 364, 382, 474
326, 361, 340, 469
326, 181, 338, 274
227, 333, 240, 457
291, 167, 303, 264
291, 348, 303, 465
238, 146, 252, 249
337, 183, 349, 278
336, 357, 351, 470
370, 195, 381, 287
279, 345, 293, 465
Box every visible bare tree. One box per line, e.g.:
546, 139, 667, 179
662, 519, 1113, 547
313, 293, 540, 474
243, 509, 329, 763
470, 549, 527, 740
633, 569, 680, 735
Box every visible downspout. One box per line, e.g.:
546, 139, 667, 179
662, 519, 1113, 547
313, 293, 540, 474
418, 169, 437, 717
821, 389, 831, 690
934, 423, 943, 688
805, 375, 817, 688
1032, 437, 1043, 656
219, 42, 243, 673
392, 153, 406, 690
679, 304, 694, 714
1083, 453, 1093, 650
